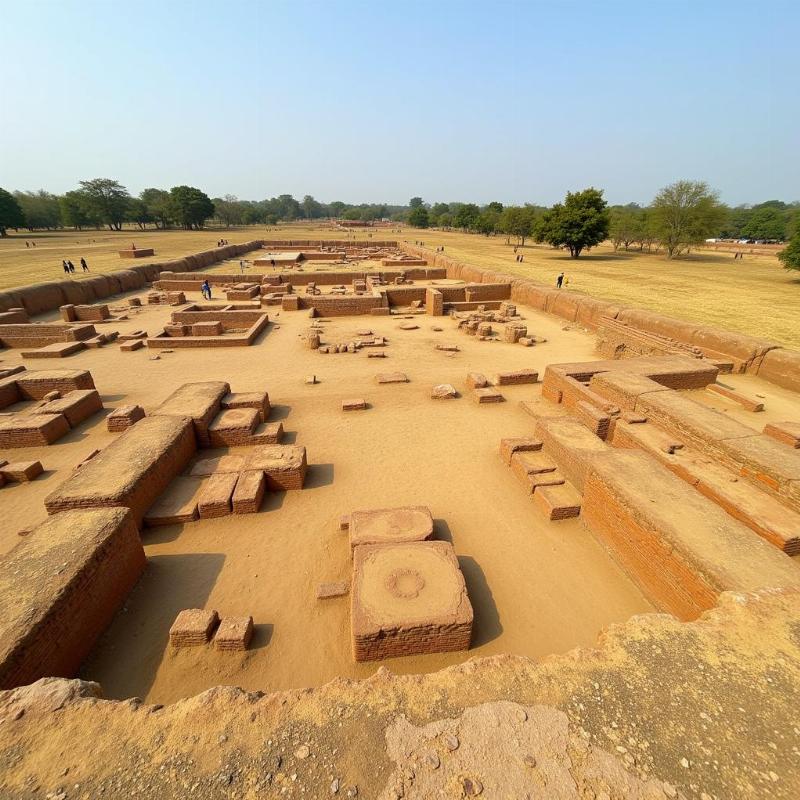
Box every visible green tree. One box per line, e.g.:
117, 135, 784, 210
609, 205, 644, 251
742, 202, 789, 241
168, 186, 215, 229
328, 201, 346, 218
213, 194, 245, 226
409, 196, 424, 209
499, 205, 538, 246
140, 188, 172, 228
78, 178, 131, 230
408, 206, 430, 228
454, 203, 480, 230
14, 190, 61, 230
59, 191, 95, 229
778, 231, 800, 271
127, 198, 153, 229
535, 188, 609, 258
650, 180, 727, 258
0, 188, 25, 236
485, 201, 504, 214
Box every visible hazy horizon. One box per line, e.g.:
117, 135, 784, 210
3, 0, 798, 207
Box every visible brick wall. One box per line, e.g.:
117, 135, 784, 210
0, 508, 146, 689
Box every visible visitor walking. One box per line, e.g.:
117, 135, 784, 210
62, 260, 70, 274
239, 260, 245, 273
67, 260, 75, 273
556, 272, 564, 289
201, 280, 212, 300
80, 258, 89, 272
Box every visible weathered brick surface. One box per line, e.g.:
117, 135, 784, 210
494, 369, 539, 386
207, 408, 260, 447
222, 391, 270, 421
0, 413, 70, 447
0, 460, 43, 482
764, 421, 800, 449
32, 389, 103, 428
499, 437, 542, 465
44, 416, 196, 525
197, 472, 239, 518
582, 449, 800, 621
244, 445, 307, 490
152, 381, 230, 446
611, 419, 800, 556
351, 541, 473, 662
213, 616, 254, 651
107, 404, 145, 432
534, 417, 608, 492
533, 482, 582, 521
349, 506, 434, 553
143, 476, 203, 527
0, 508, 145, 689
232, 470, 266, 514
169, 609, 218, 647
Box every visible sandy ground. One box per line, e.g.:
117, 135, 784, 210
3, 260, 799, 706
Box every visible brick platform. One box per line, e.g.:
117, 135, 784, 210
232, 470, 266, 514
494, 369, 539, 386
376, 372, 409, 384
32, 389, 103, 428
143, 476, 204, 527
343, 398, 368, 411
582, 449, 800, 621
188, 454, 247, 477
0, 508, 145, 689
0, 460, 43, 482
245, 445, 307, 490
0, 413, 70, 447
107, 404, 145, 432
197, 472, 239, 518
351, 541, 473, 662
222, 391, 270, 421
349, 506, 434, 553
152, 381, 230, 446
44, 415, 196, 525
207, 408, 260, 447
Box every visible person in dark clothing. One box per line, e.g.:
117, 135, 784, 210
80, 258, 89, 272
556, 272, 564, 289
201, 280, 212, 300
63, 260, 70, 274
67, 260, 75, 273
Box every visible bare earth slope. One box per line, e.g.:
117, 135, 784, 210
1, 588, 797, 799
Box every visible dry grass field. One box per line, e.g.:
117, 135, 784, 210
0, 222, 797, 346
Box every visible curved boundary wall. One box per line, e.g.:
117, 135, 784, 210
399, 243, 800, 394
0, 241, 264, 319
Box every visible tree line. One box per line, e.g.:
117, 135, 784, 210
0, 180, 407, 235
407, 181, 800, 268
1, 178, 798, 270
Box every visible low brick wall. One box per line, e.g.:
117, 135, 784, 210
0, 507, 146, 689
44, 415, 197, 524
296, 295, 385, 316
582, 449, 800, 621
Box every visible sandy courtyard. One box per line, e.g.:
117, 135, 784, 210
4, 259, 797, 706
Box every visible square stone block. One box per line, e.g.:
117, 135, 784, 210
376, 372, 409, 384
343, 398, 368, 411
169, 608, 219, 647
349, 506, 434, 554
213, 616, 254, 651
473, 388, 505, 404
351, 541, 473, 662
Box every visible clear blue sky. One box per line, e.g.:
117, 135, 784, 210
2, 0, 798, 207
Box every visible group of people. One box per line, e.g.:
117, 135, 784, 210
201, 280, 213, 300
515, 254, 525, 262
62, 258, 89, 274
733, 251, 745, 260
216, 239, 229, 247
24, 241, 37, 248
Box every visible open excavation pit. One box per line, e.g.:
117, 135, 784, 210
1, 238, 799, 798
